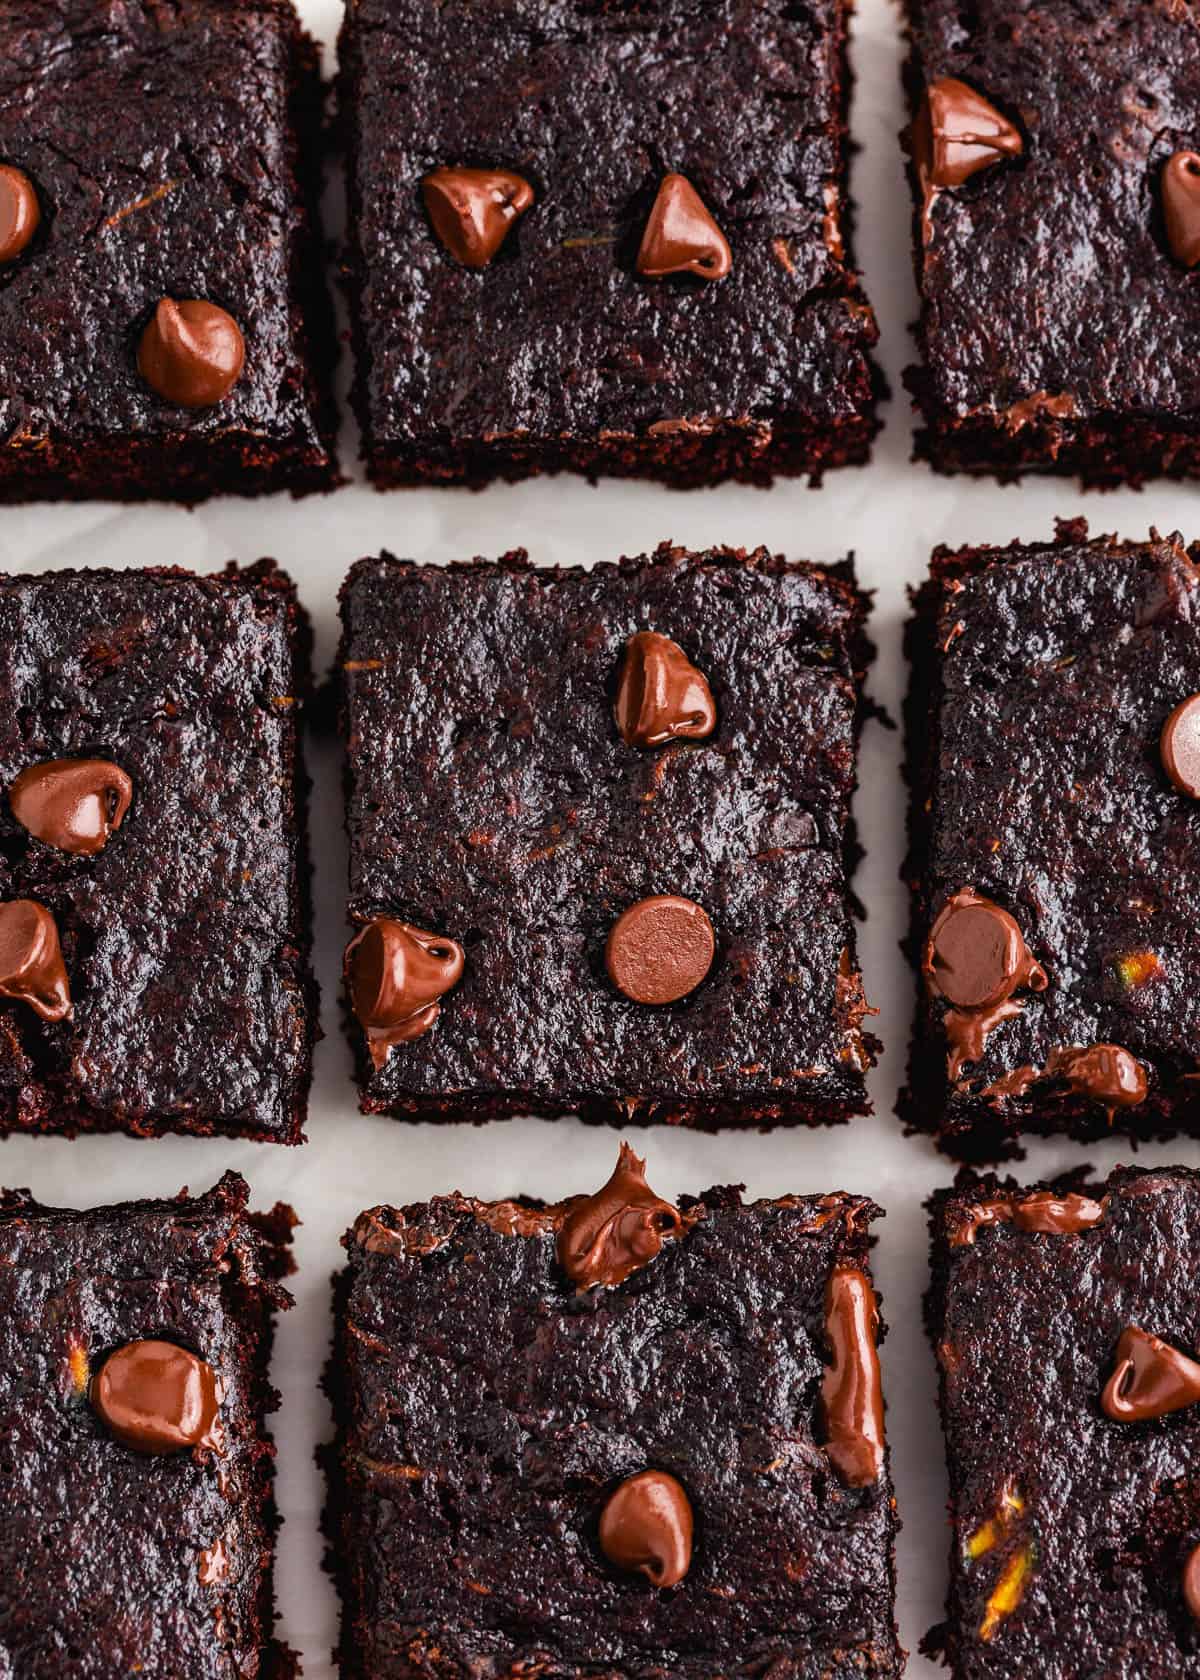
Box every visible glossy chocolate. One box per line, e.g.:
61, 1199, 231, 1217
913, 77, 1023, 192
345, 917, 465, 1068
925, 888, 1047, 1078
1185, 1544, 1200, 1622
0, 898, 70, 1021
9, 757, 132, 855
556, 1142, 683, 1290
637, 173, 731, 282
950, 1189, 1106, 1246
137, 298, 245, 408
91, 1338, 222, 1455
605, 894, 714, 1005
1161, 693, 1200, 797
422, 167, 534, 268
598, 1469, 693, 1587
1163, 152, 1200, 270
614, 632, 716, 749
820, 1265, 885, 1486
1047, 1043, 1147, 1111
0, 164, 39, 262
1101, 1325, 1200, 1422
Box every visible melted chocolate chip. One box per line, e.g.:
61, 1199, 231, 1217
606, 895, 714, 1005
637, 173, 731, 281
137, 298, 245, 408
820, 1266, 885, 1486
345, 917, 465, 1069
556, 1143, 682, 1290
1184, 1545, 1200, 1622
950, 1190, 1107, 1247
9, 758, 132, 855
1163, 152, 1200, 269
614, 632, 716, 749
92, 1339, 222, 1455
912, 78, 1024, 191
0, 899, 71, 1021
1161, 693, 1200, 797
1101, 1326, 1200, 1423
1046, 1044, 1148, 1111
422, 167, 534, 267
925, 889, 1047, 1077
598, 1470, 693, 1587
0, 164, 39, 263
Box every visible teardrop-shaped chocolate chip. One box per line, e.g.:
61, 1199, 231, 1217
912, 78, 1023, 191
637, 173, 731, 281
598, 1469, 693, 1587
556, 1143, 683, 1291
9, 758, 132, 855
1101, 1325, 1200, 1422
345, 917, 465, 1068
0, 165, 40, 263
1163, 151, 1200, 269
137, 299, 245, 408
92, 1340, 222, 1455
614, 632, 716, 748
422, 167, 534, 267
0, 899, 71, 1021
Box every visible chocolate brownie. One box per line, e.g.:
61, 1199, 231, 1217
0, 562, 316, 1142
902, 0, 1200, 485
329, 1145, 901, 1679
339, 543, 879, 1128
0, 1171, 296, 1679
926, 1164, 1200, 1677
903, 520, 1200, 1159
337, 0, 883, 489
0, 0, 338, 502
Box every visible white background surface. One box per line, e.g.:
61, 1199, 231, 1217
2, 1, 1197, 1672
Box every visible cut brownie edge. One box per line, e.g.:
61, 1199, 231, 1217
339, 544, 879, 1128
327, 1157, 900, 1679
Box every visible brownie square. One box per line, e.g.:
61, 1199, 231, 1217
903, 520, 1200, 1160
338, 544, 878, 1128
0, 562, 316, 1142
337, 0, 882, 488
0, 0, 337, 503
329, 1149, 901, 1678
902, 0, 1200, 485
0, 1172, 296, 1679
927, 1165, 1200, 1678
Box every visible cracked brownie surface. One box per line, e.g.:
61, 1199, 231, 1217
0, 0, 337, 501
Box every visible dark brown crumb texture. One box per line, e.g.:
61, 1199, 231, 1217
0, 1172, 297, 1679
338, 543, 879, 1129
329, 1183, 902, 1678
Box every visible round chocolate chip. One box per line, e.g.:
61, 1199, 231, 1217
605, 895, 714, 1005
1161, 694, 1200, 798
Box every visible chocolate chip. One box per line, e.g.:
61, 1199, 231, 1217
820, 1266, 885, 1487
0, 165, 39, 263
1161, 693, 1200, 796
598, 1470, 693, 1587
1184, 1545, 1200, 1622
9, 758, 132, 855
345, 917, 465, 1068
1101, 1326, 1200, 1422
137, 298, 245, 408
637, 173, 731, 281
1046, 1044, 1148, 1110
1163, 152, 1200, 269
422, 167, 534, 268
614, 632, 716, 748
556, 1142, 683, 1291
925, 889, 1045, 1010
912, 78, 1023, 191
0, 899, 70, 1021
91, 1339, 222, 1455
950, 1190, 1107, 1247
605, 894, 714, 1004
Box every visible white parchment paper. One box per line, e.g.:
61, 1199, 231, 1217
2, 2, 1196, 1670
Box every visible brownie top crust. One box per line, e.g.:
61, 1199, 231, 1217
906, 0, 1200, 431
340, 545, 875, 1124
0, 562, 313, 1141
339, 0, 879, 452
0, 1172, 295, 1680
336, 1171, 899, 1677
929, 1166, 1200, 1676
908, 522, 1200, 1150
0, 0, 331, 462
